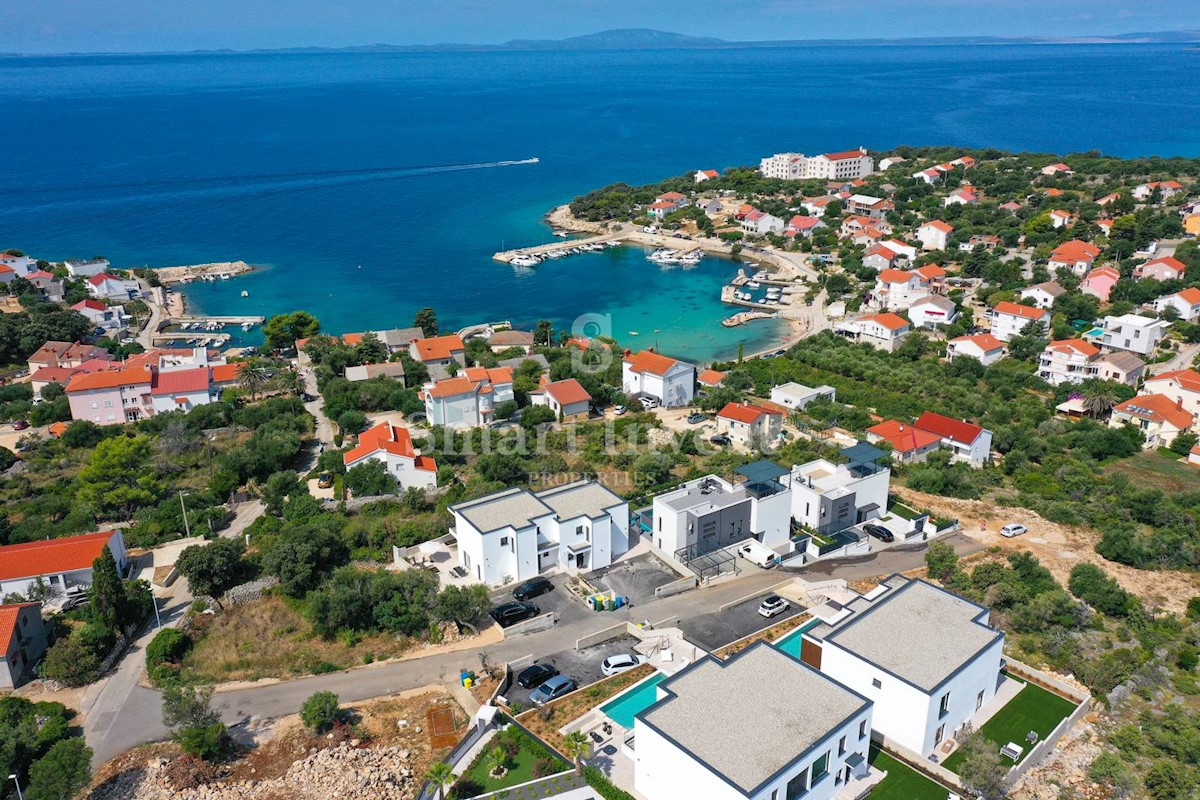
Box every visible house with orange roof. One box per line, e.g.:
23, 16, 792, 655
1040, 163, 1073, 176
786, 215, 825, 238
72, 298, 129, 331
913, 411, 992, 466
1047, 240, 1102, 277
1133, 181, 1184, 202
716, 402, 784, 447
916, 220, 953, 251
26, 340, 111, 374
408, 334, 466, 368
1037, 339, 1101, 386
1096, 219, 1115, 236
1049, 209, 1072, 229
1191, 445, 1200, 467
1144, 369, 1200, 418
648, 200, 679, 220
86, 272, 134, 300
693, 169, 719, 183
422, 367, 512, 429
0, 251, 35, 276
697, 369, 726, 389
0, 602, 47, 689
1081, 265, 1120, 303
951, 156, 977, 169
866, 419, 943, 464
912, 167, 943, 185
0, 530, 126, 600
1109, 394, 1195, 449
847, 194, 891, 219
806, 148, 874, 180
654, 191, 689, 209
800, 196, 835, 217
943, 188, 978, 207
622, 349, 696, 408
836, 313, 910, 352
64, 346, 229, 424
531, 377, 592, 422
947, 333, 1007, 366
343, 420, 437, 490
1185, 212, 1200, 238
65, 366, 155, 424
1153, 287, 1200, 322
862, 244, 899, 272
1133, 256, 1186, 282
989, 301, 1049, 342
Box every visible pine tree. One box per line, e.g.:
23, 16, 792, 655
90, 545, 128, 635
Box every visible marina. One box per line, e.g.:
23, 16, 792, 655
153, 260, 255, 284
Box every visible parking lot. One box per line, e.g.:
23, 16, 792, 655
500, 636, 642, 708
588, 553, 681, 608
680, 590, 803, 653
489, 574, 595, 629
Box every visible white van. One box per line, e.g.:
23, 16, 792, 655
737, 540, 778, 569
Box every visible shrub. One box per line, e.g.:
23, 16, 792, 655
1068, 563, 1133, 617
25, 738, 93, 800
42, 634, 102, 687
146, 628, 192, 686
177, 721, 229, 760
300, 690, 341, 732
582, 766, 637, 800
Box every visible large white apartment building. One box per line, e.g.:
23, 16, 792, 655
636, 642, 875, 800
759, 148, 874, 181
450, 480, 629, 584
1091, 313, 1169, 357
799, 575, 1005, 756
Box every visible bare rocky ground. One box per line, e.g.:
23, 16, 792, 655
85, 688, 465, 800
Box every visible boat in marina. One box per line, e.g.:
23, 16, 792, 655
512, 254, 541, 267
747, 280, 761, 289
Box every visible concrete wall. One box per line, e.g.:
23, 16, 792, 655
654, 576, 698, 598
504, 611, 556, 637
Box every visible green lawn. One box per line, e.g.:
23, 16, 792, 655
460, 733, 569, 794
1104, 449, 1196, 494
868, 744, 951, 800
942, 682, 1077, 773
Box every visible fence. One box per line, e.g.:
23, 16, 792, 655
873, 734, 964, 792
414, 722, 490, 800
1004, 697, 1092, 790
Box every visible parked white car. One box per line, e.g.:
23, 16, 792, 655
601, 653, 648, 677
1000, 523, 1028, 538
757, 595, 790, 619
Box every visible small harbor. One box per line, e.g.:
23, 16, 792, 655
153, 260, 255, 284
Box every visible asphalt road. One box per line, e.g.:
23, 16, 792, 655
84, 531, 984, 766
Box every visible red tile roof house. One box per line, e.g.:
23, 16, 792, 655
946, 333, 1007, 366
343, 421, 437, 490
837, 313, 910, 352
916, 220, 953, 251
989, 301, 1049, 342
1047, 240, 1102, 277
1133, 256, 1186, 282
1081, 266, 1121, 303
531, 377, 593, 422
408, 334, 466, 367
1153, 287, 1200, 322
26, 340, 112, 374
1109, 394, 1196, 450
622, 349, 697, 407
422, 367, 513, 429
66, 366, 155, 425
0, 530, 127, 602
913, 411, 993, 467
716, 402, 784, 447
697, 369, 726, 389
866, 419, 943, 464
0, 603, 48, 689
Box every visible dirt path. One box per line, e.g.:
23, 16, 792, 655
895, 487, 1200, 614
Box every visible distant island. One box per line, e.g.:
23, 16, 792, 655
8, 27, 1200, 58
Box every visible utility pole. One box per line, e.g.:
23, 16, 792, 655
179, 490, 191, 538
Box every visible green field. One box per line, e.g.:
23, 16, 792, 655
942, 682, 1077, 773
1104, 449, 1196, 494
868, 744, 952, 800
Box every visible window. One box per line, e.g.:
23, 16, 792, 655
500, 536, 509, 546
871, 678, 881, 689
812, 752, 829, 783
838, 736, 846, 756
935, 723, 945, 744
977, 689, 985, 710
939, 691, 951, 718
576, 525, 584, 535
785, 768, 808, 800
859, 719, 868, 740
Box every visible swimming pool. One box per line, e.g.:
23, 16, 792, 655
600, 673, 667, 728
775, 618, 822, 658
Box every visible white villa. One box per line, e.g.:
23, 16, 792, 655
1090, 313, 1168, 357
800, 575, 1005, 756
342, 421, 438, 490
1154, 288, 1200, 322
636, 642, 875, 800
947, 333, 1006, 366
650, 463, 793, 565
450, 480, 629, 584
770, 382, 836, 410
422, 367, 514, 429
622, 349, 696, 408
786, 451, 890, 535
989, 301, 1049, 342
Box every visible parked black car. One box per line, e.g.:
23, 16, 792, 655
862, 523, 895, 543
512, 576, 554, 601
516, 662, 560, 689
710, 434, 731, 446
490, 602, 540, 628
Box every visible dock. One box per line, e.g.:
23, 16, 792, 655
154, 261, 254, 284
493, 233, 620, 263
457, 320, 513, 340
173, 315, 265, 325
152, 332, 231, 344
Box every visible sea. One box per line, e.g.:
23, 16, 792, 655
2, 43, 1199, 362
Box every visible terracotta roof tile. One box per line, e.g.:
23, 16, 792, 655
0, 531, 117, 582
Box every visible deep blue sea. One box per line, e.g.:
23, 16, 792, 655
2, 44, 1199, 361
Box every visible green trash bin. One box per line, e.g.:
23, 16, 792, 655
606, 599, 615, 611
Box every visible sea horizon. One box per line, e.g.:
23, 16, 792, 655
2, 43, 1199, 361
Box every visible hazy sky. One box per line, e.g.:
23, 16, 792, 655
3, 0, 1197, 54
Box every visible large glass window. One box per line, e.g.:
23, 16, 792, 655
785, 769, 808, 800
812, 752, 830, 783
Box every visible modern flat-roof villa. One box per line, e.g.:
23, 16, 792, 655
786, 447, 890, 535
799, 575, 1005, 756
450, 480, 629, 584
635, 641, 874, 800
650, 462, 792, 568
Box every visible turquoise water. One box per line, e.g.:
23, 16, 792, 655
775, 618, 823, 658
600, 672, 667, 729
3, 45, 1199, 360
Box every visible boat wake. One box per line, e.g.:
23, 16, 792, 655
0, 158, 541, 218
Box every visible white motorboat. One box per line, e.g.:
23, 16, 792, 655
241, 290, 249, 297
747, 280, 761, 289
512, 254, 541, 268
553, 231, 568, 238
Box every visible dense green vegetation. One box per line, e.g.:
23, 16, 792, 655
0, 696, 89, 800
